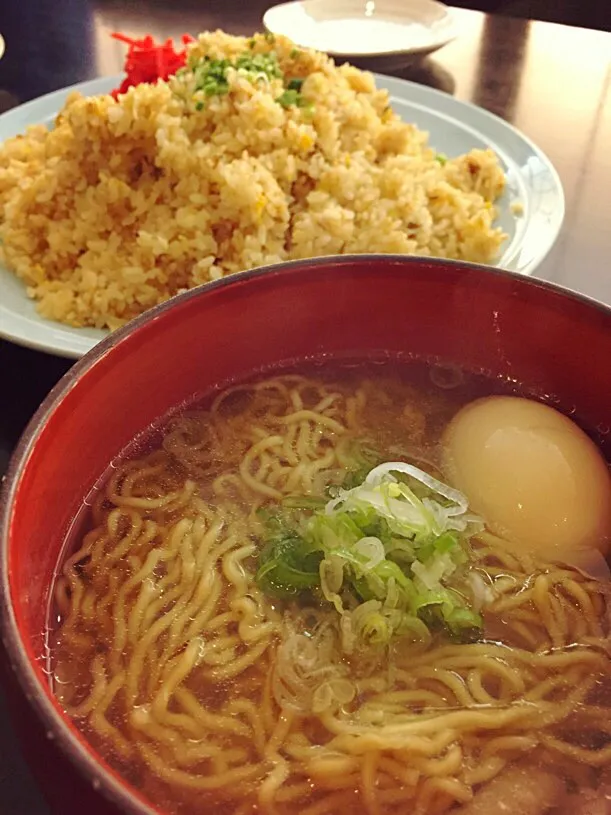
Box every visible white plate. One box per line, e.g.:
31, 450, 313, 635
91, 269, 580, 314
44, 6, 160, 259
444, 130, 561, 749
0, 74, 564, 359
263, 0, 457, 59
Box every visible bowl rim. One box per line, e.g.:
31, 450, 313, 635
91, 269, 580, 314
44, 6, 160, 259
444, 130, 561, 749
1, 253, 610, 815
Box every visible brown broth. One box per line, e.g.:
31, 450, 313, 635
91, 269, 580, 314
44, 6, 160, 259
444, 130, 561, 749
46, 357, 611, 815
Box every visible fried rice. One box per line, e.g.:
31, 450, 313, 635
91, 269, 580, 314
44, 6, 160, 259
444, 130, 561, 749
0, 31, 506, 329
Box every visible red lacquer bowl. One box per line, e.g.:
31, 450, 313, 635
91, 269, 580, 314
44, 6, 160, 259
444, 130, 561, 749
1, 256, 611, 815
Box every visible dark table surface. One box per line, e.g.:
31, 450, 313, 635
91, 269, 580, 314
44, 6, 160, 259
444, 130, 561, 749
0, 2, 610, 812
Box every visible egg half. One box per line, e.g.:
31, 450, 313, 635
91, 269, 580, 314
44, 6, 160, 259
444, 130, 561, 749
442, 396, 611, 563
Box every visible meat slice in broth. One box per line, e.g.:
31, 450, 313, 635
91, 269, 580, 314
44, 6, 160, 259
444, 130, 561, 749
455, 760, 562, 815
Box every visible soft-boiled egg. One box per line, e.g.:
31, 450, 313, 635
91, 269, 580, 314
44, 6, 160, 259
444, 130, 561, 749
442, 396, 611, 565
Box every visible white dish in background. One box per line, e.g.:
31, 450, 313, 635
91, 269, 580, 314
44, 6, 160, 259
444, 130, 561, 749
0, 74, 564, 360
263, 0, 457, 60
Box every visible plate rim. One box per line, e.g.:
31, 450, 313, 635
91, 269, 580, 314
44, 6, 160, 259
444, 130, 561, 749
263, 0, 458, 57
378, 73, 565, 276
0, 72, 564, 360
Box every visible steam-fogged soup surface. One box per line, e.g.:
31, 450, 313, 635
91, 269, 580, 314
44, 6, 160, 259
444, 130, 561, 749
49, 360, 611, 815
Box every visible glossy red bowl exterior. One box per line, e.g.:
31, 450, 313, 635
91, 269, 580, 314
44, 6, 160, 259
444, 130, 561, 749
1, 255, 611, 815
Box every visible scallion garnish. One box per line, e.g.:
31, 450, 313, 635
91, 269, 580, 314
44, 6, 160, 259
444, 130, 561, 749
255, 459, 485, 651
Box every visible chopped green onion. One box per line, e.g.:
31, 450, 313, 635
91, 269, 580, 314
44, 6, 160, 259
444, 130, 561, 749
192, 57, 231, 97
255, 457, 485, 650
276, 89, 300, 108
235, 52, 283, 79
255, 514, 322, 599
185, 50, 283, 101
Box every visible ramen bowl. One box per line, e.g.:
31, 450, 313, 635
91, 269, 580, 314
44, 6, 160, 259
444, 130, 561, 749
1, 255, 610, 815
